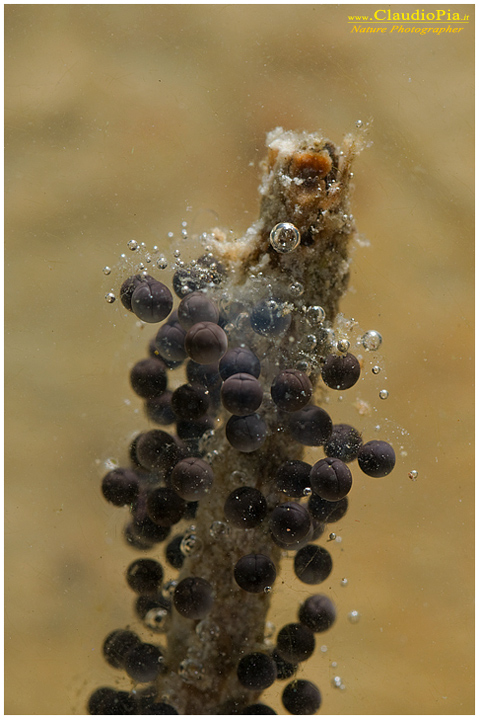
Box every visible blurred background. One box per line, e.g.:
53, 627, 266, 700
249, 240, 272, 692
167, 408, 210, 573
5, 5, 474, 715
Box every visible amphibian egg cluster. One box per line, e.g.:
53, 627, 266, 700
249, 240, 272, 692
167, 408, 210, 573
90, 126, 396, 714
91, 259, 395, 714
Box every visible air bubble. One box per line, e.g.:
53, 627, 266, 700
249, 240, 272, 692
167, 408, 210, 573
209, 521, 229, 539
348, 610, 361, 624
332, 676, 346, 690
328, 533, 336, 541
305, 305, 325, 325
289, 281, 304, 297
303, 487, 312, 497
362, 330, 382, 351
196, 619, 220, 640
144, 607, 170, 632
270, 222, 301, 254
304, 334, 317, 351
157, 256, 168, 269
340, 578, 348, 587
205, 450, 219, 463
179, 658, 205, 682
264, 586, 272, 594
104, 457, 119, 470
180, 531, 202, 556
409, 470, 418, 481
337, 338, 350, 353
163, 580, 178, 597
103, 266, 111, 275
127, 239, 139, 251
230, 470, 247, 484
296, 360, 310, 373
105, 292, 116, 303
356, 119, 363, 128
320, 645, 328, 653
236, 312, 250, 332
372, 365, 381, 375
379, 389, 389, 400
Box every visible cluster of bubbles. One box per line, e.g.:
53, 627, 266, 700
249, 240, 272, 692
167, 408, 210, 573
90, 230, 397, 715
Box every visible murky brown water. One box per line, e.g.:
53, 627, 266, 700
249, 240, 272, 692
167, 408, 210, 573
5, 5, 474, 714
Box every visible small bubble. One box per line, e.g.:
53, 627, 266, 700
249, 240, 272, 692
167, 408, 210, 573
127, 239, 139, 251
320, 644, 328, 653
223, 322, 236, 335
337, 338, 350, 353
270, 222, 301, 254
340, 578, 348, 587
348, 610, 361, 624
331, 675, 345, 689
335, 535, 342, 543
230, 470, 246, 484
181, 531, 202, 556
379, 389, 389, 400
409, 470, 418, 481
144, 607, 170, 632
328, 532, 336, 541
120, 253, 127, 261
235, 312, 251, 332
304, 334, 317, 351
264, 586, 272, 594
179, 658, 205, 682
205, 450, 219, 464
103, 266, 111, 275
163, 580, 178, 597
362, 330, 382, 351
289, 281, 304, 297
296, 360, 310, 373
303, 487, 312, 497
105, 292, 116, 303
356, 119, 363, 128
209, 521, 229, 539
174, 249, 181, 258
372, 365, 381, 375
305, 305, 325, 325
157, 256, 168, 269
196, 620, 220, 640
104, 457, 119, 470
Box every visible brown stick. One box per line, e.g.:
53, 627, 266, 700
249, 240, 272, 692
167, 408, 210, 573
159, 126, 365, 714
